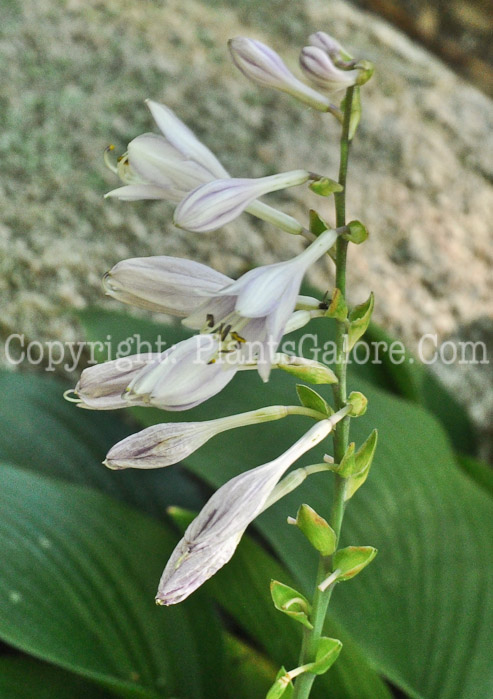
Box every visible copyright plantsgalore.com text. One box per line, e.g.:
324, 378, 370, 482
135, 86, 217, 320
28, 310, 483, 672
3, 333, 489, 373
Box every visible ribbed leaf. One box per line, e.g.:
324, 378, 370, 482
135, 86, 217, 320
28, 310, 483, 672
0, 463, 223, 698
0, 370, 204, 520
0, 656, 111, 698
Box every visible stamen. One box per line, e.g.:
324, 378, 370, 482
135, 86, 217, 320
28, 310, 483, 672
206, 313, 215, 328
221, 324, 232, 342
103, 145, 118, 174
231, 331, 246, 344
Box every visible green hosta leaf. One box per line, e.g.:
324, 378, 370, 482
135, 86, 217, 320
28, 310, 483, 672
159, 369, 493, 699
0, 656, 110, 699
296, 385, 331, 416
333, 547, 378, 582
0, 463, 223, 698
0, 370, 204, 522
294, 504, 336, 556
347, 293, 374, 351
224, 634, 278, 699
270, 580, 312, 630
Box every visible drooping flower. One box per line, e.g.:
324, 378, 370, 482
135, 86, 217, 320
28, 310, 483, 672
105, 100, 303, 235
104, 406, 288, 470
183, 227, 339, 380
300, 46, 359, 94
156, 419, 335, 605
105, 100, 228, 202
125, 334, 238, 411
103, 254, 322, 318
228, 37, 333, 112
71, 335, 237, 412
102, 256, 232, 315
173, 170, 310, 233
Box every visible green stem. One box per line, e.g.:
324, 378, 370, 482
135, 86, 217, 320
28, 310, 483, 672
292, 87, 355, 699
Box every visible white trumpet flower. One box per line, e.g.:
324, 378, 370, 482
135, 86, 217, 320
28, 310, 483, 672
183, 227, 339, 380
173, 170, 310, 234
156, 419, 335, 605
105, 100, 303, 235
228, 37, 333, 112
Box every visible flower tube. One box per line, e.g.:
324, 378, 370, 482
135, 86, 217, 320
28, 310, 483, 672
104, 406, 288, 470
156, 419, 335, 605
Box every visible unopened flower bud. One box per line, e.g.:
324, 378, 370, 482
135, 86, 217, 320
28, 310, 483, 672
308, 31, 353, 61
174, 170, 309, 233
228, 37, 333, 112
300, 46, 359, 94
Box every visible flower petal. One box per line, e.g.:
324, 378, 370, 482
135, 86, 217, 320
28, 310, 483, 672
126, 335, 237, 411
146, 100, 229, 178
128, 134, 212, 192
74, 353, 158, 409
103, 256, 233, 316
104, 184, 179, 201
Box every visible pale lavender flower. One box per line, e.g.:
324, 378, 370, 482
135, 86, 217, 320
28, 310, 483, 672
104, 101, 303, 234
105, 100, 228, 202
156, 419, 334, 605
228, 37, 333, 111
173, 170, 310, 233
102, 256, 232, 315
72, 354, 158, 410
183, 227, 339, 380
125, 334, 237, 411
104, 406, 288, 470
300, 46, 359, 93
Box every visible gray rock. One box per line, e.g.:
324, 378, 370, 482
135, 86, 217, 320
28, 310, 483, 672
1, 0, 491, 455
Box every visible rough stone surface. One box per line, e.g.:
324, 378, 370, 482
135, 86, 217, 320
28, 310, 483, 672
1, 0, 492, 455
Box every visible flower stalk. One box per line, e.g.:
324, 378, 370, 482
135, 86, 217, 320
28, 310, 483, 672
292, 86, 356, 699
